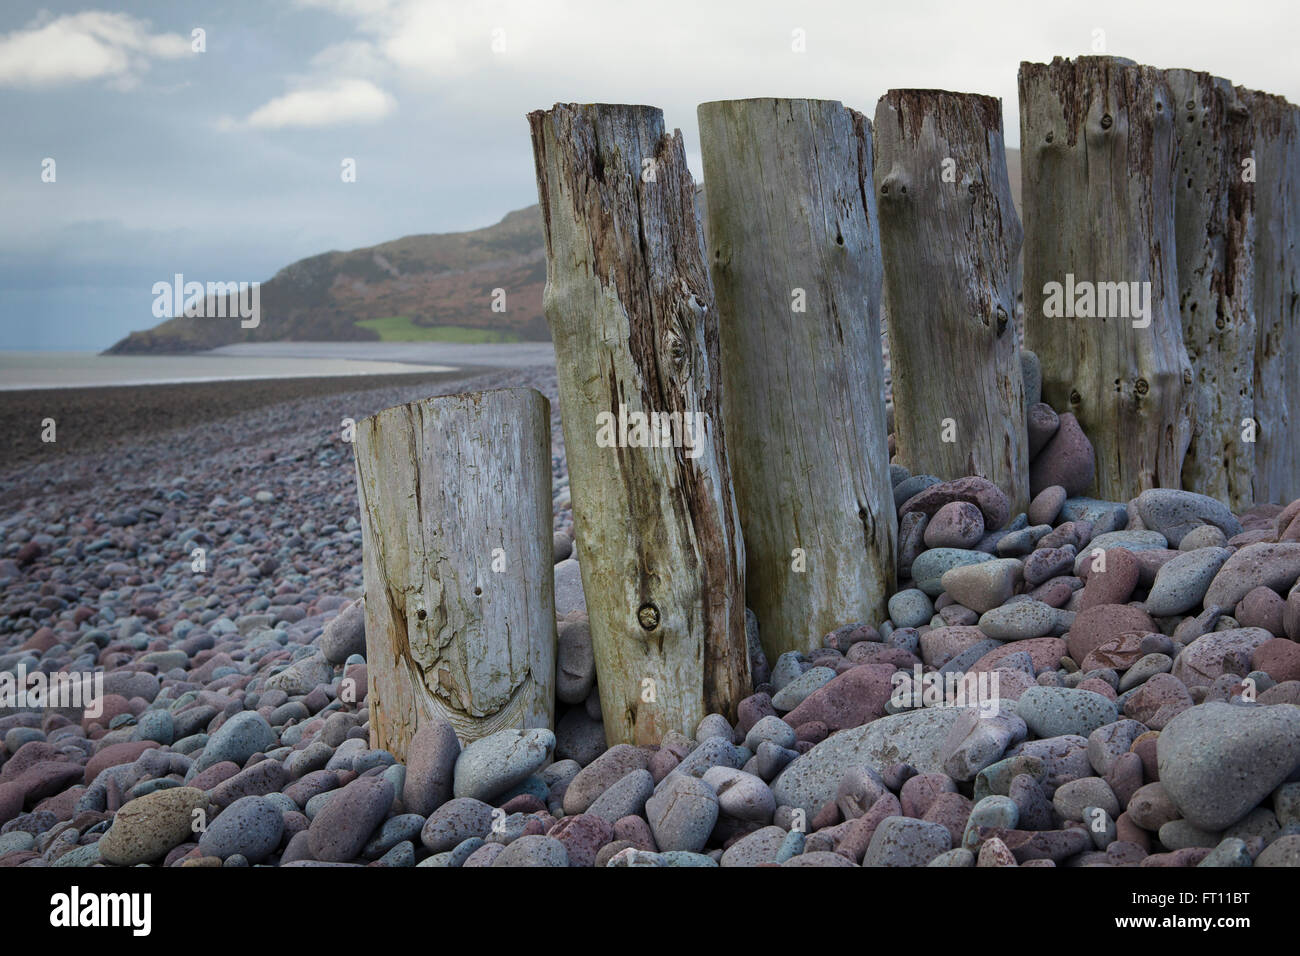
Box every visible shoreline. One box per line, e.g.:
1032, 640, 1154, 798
0, 349, 460, 392
0, 342, 557, 391
0, 367, 460, 393
203, 341, 557, 369
0, 366, 500, 475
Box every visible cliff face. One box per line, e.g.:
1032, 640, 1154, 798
107, 149, 1019, 354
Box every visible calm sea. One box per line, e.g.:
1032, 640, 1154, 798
0, 351, 454, 391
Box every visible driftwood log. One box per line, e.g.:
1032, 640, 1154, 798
1238, 88, 1300, 504
354, 387, 556, 757
1165, 69, 1256, 511
528, 103, 749, 746
873, 89, 1028, 515
1020, 56, 1193, 500
696, 97, 896, 660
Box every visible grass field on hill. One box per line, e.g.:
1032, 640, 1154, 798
356, 315, 521, 343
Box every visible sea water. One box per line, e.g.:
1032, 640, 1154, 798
0, 351, 452, 390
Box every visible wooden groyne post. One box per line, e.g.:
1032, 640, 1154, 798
1019, 56, 1193, 500
697, 97, 896, 659
1238, 88, 1300, 505
873, 89, 1029, 515
354, 387, 556, 757
528, 102, 750, 746
1165, 69, 1256, 511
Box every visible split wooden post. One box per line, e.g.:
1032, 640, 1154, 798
697, 98, 896, 660
1165, 69, 1256, 511
1237, 88, 1300, 505
528, 103, 749, 746
873, 89, 1029, 515
354, 387, 556, 758
1019, 56, 1193, 500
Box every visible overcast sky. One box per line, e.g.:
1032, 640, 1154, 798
2, 0, 1297, 350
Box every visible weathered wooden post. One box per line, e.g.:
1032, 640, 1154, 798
528, 103, 749, 746
697, 98, 896, 660
354, 387, 556, 757
1020, 56, 1193, 500
1238, 88, 1300, 505
873, 89, 1029, 515
1165, 69, 1256, 511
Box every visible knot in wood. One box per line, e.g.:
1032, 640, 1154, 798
1069, 388, 1082, 406
1135, 378, 1150, 396
1100, 113, 1113, 130
637, 603, 660, 631
668, 334, 688, 370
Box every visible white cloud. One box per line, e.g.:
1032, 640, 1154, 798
0, 11, 190, 88
294, 0, 553, 76
309, 40, 390, 79
282, 0, 1300, 155
244, 78, 396, 128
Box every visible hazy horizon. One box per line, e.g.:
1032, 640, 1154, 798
3, 0, 1299, 351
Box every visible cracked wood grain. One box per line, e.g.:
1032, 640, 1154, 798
1237, 87, 1300, 504
354, 387, 556, 758
1166, 69, 1257, 510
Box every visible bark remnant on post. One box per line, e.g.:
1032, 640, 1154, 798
874, 89, 1028, 515
528, 103, 749, 746
697, 97, 897, 660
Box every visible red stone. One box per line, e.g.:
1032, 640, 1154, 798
1067, 604, 1156, 664
1253, 638, 1300, 683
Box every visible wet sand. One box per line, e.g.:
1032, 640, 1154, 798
0, 367, 493, 471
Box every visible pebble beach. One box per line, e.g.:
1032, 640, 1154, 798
2, 356, 1299, 870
